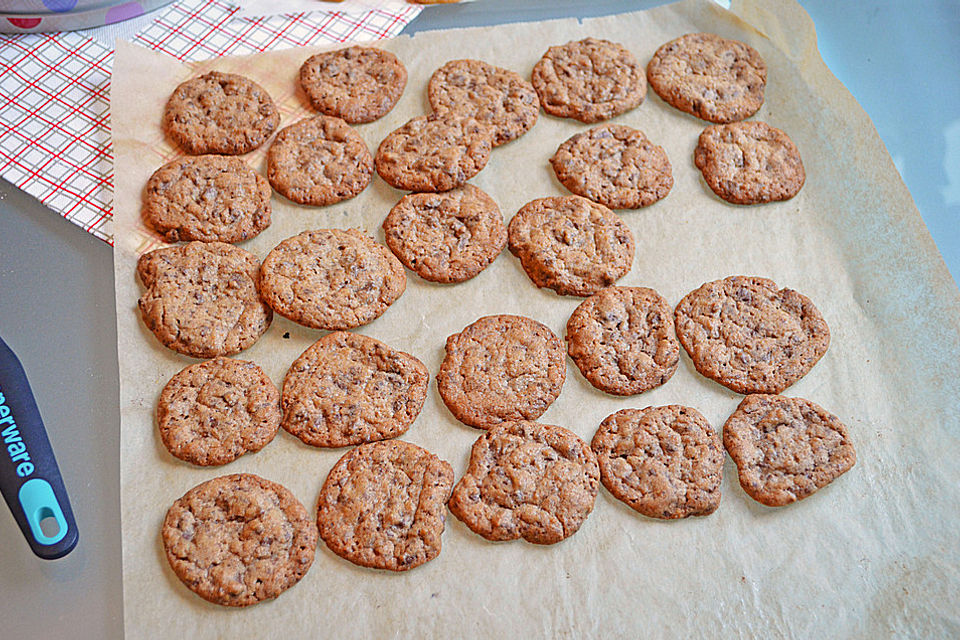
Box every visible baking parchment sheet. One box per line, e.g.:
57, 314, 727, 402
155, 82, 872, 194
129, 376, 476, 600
112, 0, 960, 637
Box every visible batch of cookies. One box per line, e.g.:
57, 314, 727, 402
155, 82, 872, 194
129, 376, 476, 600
140, 33, 855, 607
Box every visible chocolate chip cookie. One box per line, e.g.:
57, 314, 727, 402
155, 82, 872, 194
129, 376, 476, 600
163, 71, 279, 155
299, 46, 407, 124
723, 394, 856, 506
565, 286, 679, 396
550, 124, 673, 209
428, 58, 539, 146
267, 115, 374, 206
374, 113, 493, 192
162, 473, 317, 606
531, 37, 646, 123
382, 184, 506, 283
142, 155, 272, 243
592, 406, 723, 519
282, 331, 428, 448
694, 121, 805, 204
259, 229, 405, 330
137, 242, 272, 358
158, 357, 281, 466
647, 32, 767, 124
316, 440, 454, 571
674, 276, 830, 394
437, 314, 566, 429
508, 195, 635, 297
449, 420, 600, 544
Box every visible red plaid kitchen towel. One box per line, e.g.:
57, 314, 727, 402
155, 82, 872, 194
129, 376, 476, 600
0, 0, 421, 244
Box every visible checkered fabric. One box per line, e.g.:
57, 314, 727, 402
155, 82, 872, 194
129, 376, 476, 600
0, 0, 421, 244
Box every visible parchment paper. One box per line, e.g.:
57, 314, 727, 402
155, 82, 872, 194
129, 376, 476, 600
112, 1, 960, 637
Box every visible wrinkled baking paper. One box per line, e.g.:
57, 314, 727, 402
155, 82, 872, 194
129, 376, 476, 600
112, 1, 960, 637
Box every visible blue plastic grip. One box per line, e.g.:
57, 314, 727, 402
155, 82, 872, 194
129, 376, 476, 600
19, 478, 68, 545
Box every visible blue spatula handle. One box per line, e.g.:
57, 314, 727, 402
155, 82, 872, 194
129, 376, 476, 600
0, 335, 78, 559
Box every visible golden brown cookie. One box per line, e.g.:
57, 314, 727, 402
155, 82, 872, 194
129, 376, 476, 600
281, 331, 428, 448
449, 420, 600, 544
374, 113, 493, 192
723, 394, 856, 506
550, 124, 673, 209
428, 58, 539, 146
259, 229, 405, 331
162, 71, 279, 155
299, 46, 407, 124
316, 440, 454, 571
142, 155, 272, 243
161, 473, 317, 606
137, 242, 272, 358
437, 314, 566, 429
531, 37, 646, 123
592, 406, 723, 519
266, 115, 373, 206
507, 195, 635, 297
382, 184, 506, 283
565, 286, 679, 396
158, 357, 281, 466
694, 121, 805, 204
674, 276, 830, 394
646, 32, 766, 124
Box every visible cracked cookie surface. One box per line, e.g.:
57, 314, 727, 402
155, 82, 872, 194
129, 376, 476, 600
317, 440, 454, 571
723, 394, 856, 506
449, 420, 599, 544
162, 473, 317, 606
647, 32, 766, 124
592, 405, 722, 518
508, 195, 634, 297
142, 155, 272, 243
137, 242, 272, 358
382, 184, 506, 283
282, 331, 428, 447
437, 315, 565, 429
158, 357, 281, 466
674, 276, 830, 394
566, 286, 679, 396
163, 71, 279, 155
259, 229, 405, 330
299, 46, 406, 124
551, 124, 673, 209
267, 115, 373, 206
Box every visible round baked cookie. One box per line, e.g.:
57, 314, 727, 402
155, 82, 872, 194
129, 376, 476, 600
531, 37, 646, 123
282, 331, 428, 448
674, 276, 830, 394
449, 420, 600, 544
163, 71, 279, 155
142, 155, 271, 243
316, 440, 454, 571
437, 314, 566, 429
162, 473, 317, 607
137, 242, 272, 358
566, 286, 679, 396
382, 184, 506, 283
694, 121, 805, 204
267, 115, 373, 206
592, 406, 723, 519
158, 357, 281, 466
299, 46, 407, 124
374, 113, 493, 192
647, 32, 767, 124
259, 229, 405, 331
723, 394, 856, 506
507, 195, 635, 297
428, 58, 539, 146
550, 124, 673, 209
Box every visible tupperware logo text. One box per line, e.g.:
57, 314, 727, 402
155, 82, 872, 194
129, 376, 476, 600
0, 387, 34, 478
